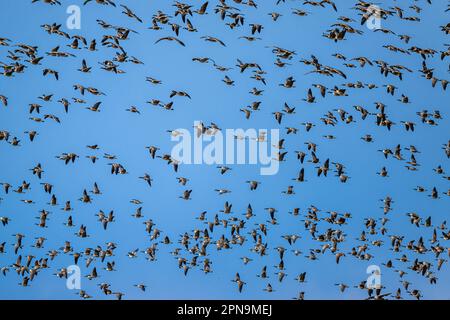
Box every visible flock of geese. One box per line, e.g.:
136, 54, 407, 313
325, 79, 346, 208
0, 0, 449, 300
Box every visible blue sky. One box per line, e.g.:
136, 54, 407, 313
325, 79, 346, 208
0, 0, 449, 299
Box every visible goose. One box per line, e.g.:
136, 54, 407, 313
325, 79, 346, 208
155, 36, 185, 47
240, 108, 252, 119
194, 1, 208, 15
180, 190, 192, 200
246, 181, 259, 190
134, 284, 147, 292
279, 76, 295, 88
86, 267, 98, 280
0, 217, 10, 226
335, 283, 348, 293
214, 189, 231, 195
222, 75, 235, 86
282, 186, 295, 195
120, 4, 143, 23
201, 36, 226, 46
295, 272, 307, 283
170, 90, 191, 99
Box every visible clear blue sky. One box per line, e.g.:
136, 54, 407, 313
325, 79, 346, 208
0, 0, 449, 299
